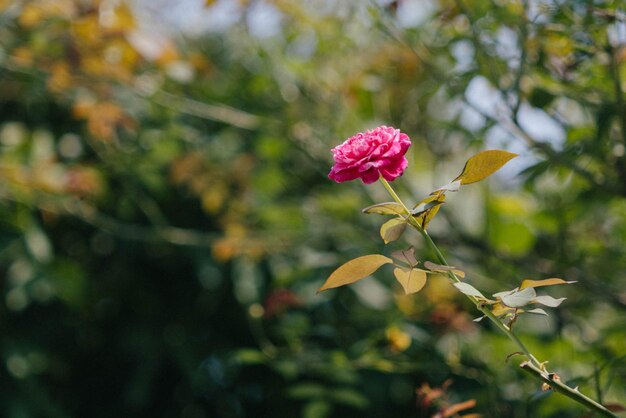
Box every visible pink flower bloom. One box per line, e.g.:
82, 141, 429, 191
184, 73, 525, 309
328, 126, 411, 184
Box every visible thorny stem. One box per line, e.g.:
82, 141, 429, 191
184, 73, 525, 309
378, 178, 618, 418
520, 362, 618, 418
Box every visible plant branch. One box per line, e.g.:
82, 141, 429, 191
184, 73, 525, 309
520, 361, 617, 418
378, 178, 618, 417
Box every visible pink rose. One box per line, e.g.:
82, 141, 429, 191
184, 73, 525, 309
328, 126, 411, 184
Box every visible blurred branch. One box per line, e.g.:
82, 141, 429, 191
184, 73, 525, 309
0, 192, 217, 247
373, 3, 618, 195
144, 89, 263, 130
608, 37, 626, 187
461, 96, 623, 194
82, 138, 171, 227
50, 197, 218, 247
436, 210, 626, 311
511, 2, 529, 119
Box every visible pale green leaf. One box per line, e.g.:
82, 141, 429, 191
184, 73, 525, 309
393, 267, 427, 294
412, 199, 443, 215
492, 289, 516, 299
362, 202, 407, 216
318, 254, 392, 292
500, 287, 537, 308
453, 282, 485, 298
454, 150, 518, 185
525, 308, 549, 316
533, 295, 566, 307
330, 388, 369, 409
519, 278, 576, 290
431, 179, 461, 194
380, 217, 407, 243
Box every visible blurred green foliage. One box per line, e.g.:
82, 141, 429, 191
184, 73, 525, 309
0, 0, 625, 417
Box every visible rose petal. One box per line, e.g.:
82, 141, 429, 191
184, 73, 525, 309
380, 157, 408, 181
328, 166, 360, 183
360, 168, 380, 184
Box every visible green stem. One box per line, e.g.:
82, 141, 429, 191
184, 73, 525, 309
379, 178, 411, 214
419, 227, 541, 367
520, 362, 617, 418
378, 178, 618, 418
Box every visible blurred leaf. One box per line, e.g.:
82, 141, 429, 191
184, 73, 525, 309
318, 255, 392, 292
489, 220, 535, 256
329, 388, 369, 409
24, 226, 52, 264
442, 399, 476, 417
303, 400, 331, 418
234, 349, 266, 365
454, 150, 518, 185
288, 383, 326, 399
362, 202, 407, 216
385, 326, 412, 352
393, 267, 427, 294
380, 217, 407, 243
51, 260, 86, 309
519, 278, 576, 290
529, 87, 555, 109
272, 360, 299, 380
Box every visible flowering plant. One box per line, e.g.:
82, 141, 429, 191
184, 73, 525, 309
320, 126, 619, 417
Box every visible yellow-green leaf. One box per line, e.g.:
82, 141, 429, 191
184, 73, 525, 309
393, 267, 427, 294
519, 278, 576, 290
362, 202, 407, 216
454, 150, 518, 185
318, 254, 392, 292
491, 302, 514, 316
413, 194, 445, 229
380, 218, 407, 243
